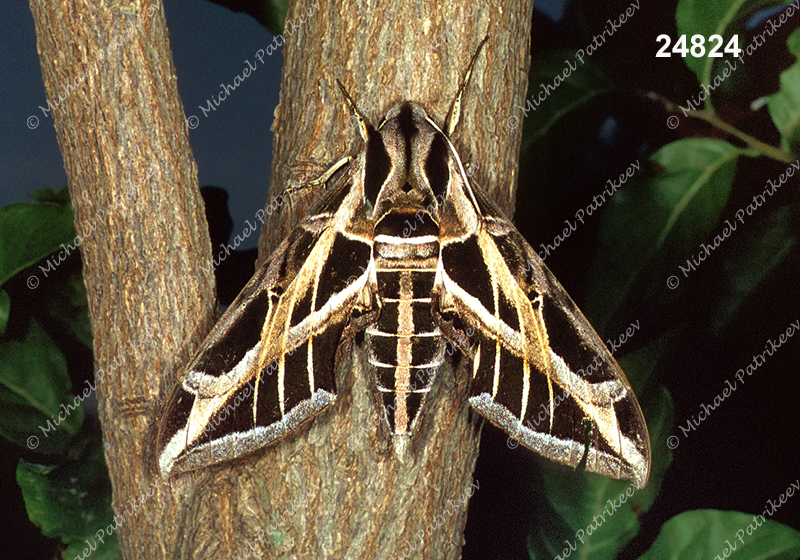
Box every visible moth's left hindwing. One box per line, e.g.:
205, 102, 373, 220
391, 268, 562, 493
434, 168, 651, 488
157, 169, 377, 477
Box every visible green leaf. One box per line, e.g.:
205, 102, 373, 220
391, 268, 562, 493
768, 28, 800, 155
0, 189, 75, 289
30, 187, 72, 204
535, 468, 646, 560
265, 0, 291, 34
676, 0, 778, 106
0, 289, 9, 335
638, 509, 800, 560
585, 138, 750, 334
710, 205, 798, 335
17, 436, 120, 560
532, 376, 674, 560
203, 0, 290, 35
0, 320, 84, 453
618, 332, 678, 509
519, 50, 615, 152
633, 386, 675, 511
47, 274, 93, 349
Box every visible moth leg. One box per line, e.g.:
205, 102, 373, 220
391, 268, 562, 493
335, 79, 370, 142
284, 156, 353, 198
432, 308, 477, 362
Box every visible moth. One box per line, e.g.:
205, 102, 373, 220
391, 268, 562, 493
157, 38, 651, 487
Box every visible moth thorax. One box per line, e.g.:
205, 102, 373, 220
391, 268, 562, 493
368, 102, 450, 220
366, 208, 446, 436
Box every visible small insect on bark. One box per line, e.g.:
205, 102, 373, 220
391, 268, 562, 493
157, 37, 651, 488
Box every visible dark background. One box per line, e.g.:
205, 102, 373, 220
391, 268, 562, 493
2, 0, 799, 558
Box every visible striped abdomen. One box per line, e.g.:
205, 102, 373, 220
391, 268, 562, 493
365, 210, 445, 435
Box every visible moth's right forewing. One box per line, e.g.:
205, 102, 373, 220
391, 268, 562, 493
157, 169, 375, 477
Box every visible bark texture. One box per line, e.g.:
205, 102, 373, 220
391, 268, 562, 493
30, 0, 532, 557
253, 2, 533, 558
29, 0, 216, 558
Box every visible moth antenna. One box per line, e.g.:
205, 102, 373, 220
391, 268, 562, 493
337, 79, 370, 142
445, 35, 489, 136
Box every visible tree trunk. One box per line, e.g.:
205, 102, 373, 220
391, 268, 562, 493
29, 0, 532, 557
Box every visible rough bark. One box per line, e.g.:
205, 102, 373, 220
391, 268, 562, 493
29, 0, 215, 558
253, 2, 533, 558
30, 0, 532, 557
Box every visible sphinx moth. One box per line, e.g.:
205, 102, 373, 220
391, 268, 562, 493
157, 39, 651, 488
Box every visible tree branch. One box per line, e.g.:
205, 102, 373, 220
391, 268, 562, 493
30, 0, 215, 557
248, 1, 533, 558
30, 0, 532, 557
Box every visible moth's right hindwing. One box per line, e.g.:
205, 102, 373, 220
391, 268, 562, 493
435, 173, 650, 487
157, 170, 376, 477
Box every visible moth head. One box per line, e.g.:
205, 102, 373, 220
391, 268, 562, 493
362, 102, 453, 223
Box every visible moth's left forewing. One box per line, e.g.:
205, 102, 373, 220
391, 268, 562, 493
435, 168, 651, 488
